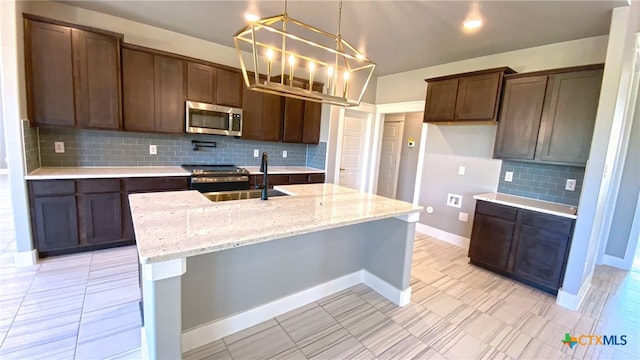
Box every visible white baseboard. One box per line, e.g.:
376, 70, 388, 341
14, 249, 38, 267
556, 274, 592, 310
182, 270, 364, 353
181, 269, 411, 353
362, 270, 411, 306
602, 254, 630, 270
415, 223, 470, 248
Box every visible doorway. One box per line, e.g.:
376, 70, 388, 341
336, 112, 368, 190
376, 114, 404, 198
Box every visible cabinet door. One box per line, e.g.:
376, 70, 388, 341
308, 173, 325, 183
468, 213, 515, 271
240, 85, 264, 140
510, 225, 571, 289
25, 20, 75, 126
154, 55, 185, 133
262, 93, 283, 142
216, 68, 243, 108
187, 62, 216, 103
122, 48, 155, 132
79, 192, 123, 245
33, 195, 79, 251
494, 76, 548, 160
537, 69, 603, 165
455, 72, 502, 121
302, 84, 323, 144
423, 79, 458, 122
72, 29, 121, 130
282, 98, 305, 142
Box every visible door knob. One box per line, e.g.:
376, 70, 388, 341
339, 167, 346, 171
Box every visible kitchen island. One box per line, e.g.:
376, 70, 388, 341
129, 183, 422, 358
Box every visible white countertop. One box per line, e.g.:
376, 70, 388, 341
130, 183, 422, 264
473, 193, 577, 219
25, 166, 323, 180
243, 166, 324, 175
26, 166, 190, 180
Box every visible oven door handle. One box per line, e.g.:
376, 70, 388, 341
191, 176, 249, 184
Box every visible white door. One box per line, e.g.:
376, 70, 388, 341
338, 115, 367, 190
376, 120, 404, 198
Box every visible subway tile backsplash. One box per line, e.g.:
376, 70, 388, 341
306, 141, 327, 170
497, 160, 585, 206
23, 120, 40, 173
37, 127, 326, 169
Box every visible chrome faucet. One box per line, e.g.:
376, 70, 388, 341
260, 152, 268, 200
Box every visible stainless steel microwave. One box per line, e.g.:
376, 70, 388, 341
185, 101, 243, 136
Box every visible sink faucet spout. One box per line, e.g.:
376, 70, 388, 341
260, 152, 268, 200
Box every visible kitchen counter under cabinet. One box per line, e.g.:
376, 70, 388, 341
468, 197, 575, 295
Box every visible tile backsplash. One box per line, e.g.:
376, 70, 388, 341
306, 141, 327, 170
36, 127, 326, 169
22, 120, 40, 173
497, 160, 585, 206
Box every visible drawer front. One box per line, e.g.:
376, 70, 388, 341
30, 180, 76, 196
77, 179, 121, 193
308, 173, 325, 183
475, 200, 517, 221
288, 174, 308, 184
268, 174, 290, 186
125, 177, 189, 193
519, 210, 574, 235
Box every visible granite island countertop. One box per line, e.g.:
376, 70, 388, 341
473, 192, 577, 219
129, 183, 422, 264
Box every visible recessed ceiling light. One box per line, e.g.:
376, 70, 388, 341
244, 13, 259, 22
463, 18, 483, 30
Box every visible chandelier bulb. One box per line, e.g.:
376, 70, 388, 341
266, 48, 274, 60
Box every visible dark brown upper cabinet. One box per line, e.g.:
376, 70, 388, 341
122, 45, 185, 134
494, 65, 603, 166
494, 76, 548, 160
154, 56, 186, 133
24, 16, 122, 129
241, 74, 283, 142
215, 68, 243, 108
72, 29, 121, 129
187, 62, 217, 103
423, 67, 515, 123
283, 80, 323, 144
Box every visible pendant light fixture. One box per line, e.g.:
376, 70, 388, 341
233, 0, 376, 107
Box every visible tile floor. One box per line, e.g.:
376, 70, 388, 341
0, 174, 638, 359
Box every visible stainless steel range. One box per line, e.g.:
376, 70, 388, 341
181, 164, 250, 193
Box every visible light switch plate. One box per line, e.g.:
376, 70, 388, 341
458, 212, 469, 222
283, 150, 288, 158
458, 166, 466, 175
54, 142, 65, 153
505, 171, 514, 182
566, 179, 576, 191
254, 149, 259, 157
149, 145, 157, 155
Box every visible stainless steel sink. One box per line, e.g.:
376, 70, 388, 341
203, 189, 289, 202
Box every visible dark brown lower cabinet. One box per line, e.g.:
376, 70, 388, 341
29, 176, 189, 257
32, 195, 79, 251
248, 172, 326, 188
468, 200, 575, 294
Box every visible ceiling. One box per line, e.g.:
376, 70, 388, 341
60, 0, 630, 76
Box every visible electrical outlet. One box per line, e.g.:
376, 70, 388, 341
458, 212, 469, 222
505, 171, 514, 182
283, 150, 288, 158
254, 149, 259, 157
565, 179, 577, 191
458, 166, 465, 175
54, 142, 65, 153
149, 145, 157, 155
